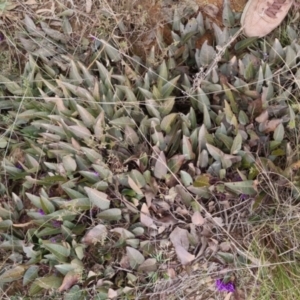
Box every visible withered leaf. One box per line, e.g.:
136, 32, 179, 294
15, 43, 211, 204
140, 203, 157, 229
58, 271, 80, 292
174, 244, 195, 265
191, 211, 205, 226
170, 227, 189, 250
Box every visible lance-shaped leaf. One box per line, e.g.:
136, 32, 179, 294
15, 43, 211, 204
225, 180, 257, 195
126, 247, 145, 269
84, 187, 110, 210
82, 224, 108, 245
0, 265, 25, 283
154, 151, 167, 179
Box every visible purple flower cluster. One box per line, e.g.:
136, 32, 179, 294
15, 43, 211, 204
216, 279, 235, 292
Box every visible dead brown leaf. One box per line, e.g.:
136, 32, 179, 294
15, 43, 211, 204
145, 191, 155, 207
128, 176, 143, 195
58, 271, 80, 292
86, 0, 92, 13
174, 244, 195, 265
248, 97, 263, 116
260, 119, 282, 133
255, 110, 268, 123
191, 211, 205, 226
82, 224, 107, 245
13, 221, 33, 227
120, 255, 130, 269
137, 258, 157, 272
170, 227, 190, 250
213, 217, 224, 227
108, 288, 118, 299
203, 4, 219, 18
167, 268, 176, 279
224, 293, 233, 300
220, 241, 231, 252
140, 203, 157, 229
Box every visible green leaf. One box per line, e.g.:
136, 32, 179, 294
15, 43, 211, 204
167, 155, 185, 174
0, 137, 8, 148
42, 242, 71, 261
41, 21, 66, 42
288, 105, 296, 129
182, 136, 194, 160
81, 147, 103, 163
285, 45, 296, 68
0, 220, 13, 230
269, 38, 284, 63
225, 180, 257, 195
63, 155, 77, 172
230, 132, 242, 154
130, 170, 146, 188
62, 16, 73, 34
222, 0, 235, 26
79, 171, 99, 183
160, 75, 180, 98
124, 125, 139, 145
234, 37, 257, 52
159, 97, 175, 116
160, 113, 178, 133
193, 174, 210, 187
180, 171, 193, 187
84, 187, 110, 210
35, 275, 62, 289
157, 60, 168, 90
28, 280, 43, 296
0, 266, 25, 283
68, 125, 91, 139
23, 266, 39, 286
238, 110, 249, 125
109, 116, 135, 128
216, 133, 233, 150
145, 99, 161, 118
97, 209, 122, 221
206, 143, 223, 161
273, 123, 284, 143
176, 185, 192, 206
101, 39, 121, 62
217, 252, 234, 264
126, 247, 145, 269
203, 104, 211, 129
40, 195, 55, 214
154, 151, 167, 179
26, 193, 42, 209
76, 104, 96, 128
196, 41, 216, 67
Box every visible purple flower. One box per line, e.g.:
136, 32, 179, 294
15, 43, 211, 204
50, 237, 56, 243
51, 220, 62, 228
15, 163, 23, 170
216, 279, 235, 292
38, 209, 45, 215
233, 174, 242, 182
239, 194, 249, 201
